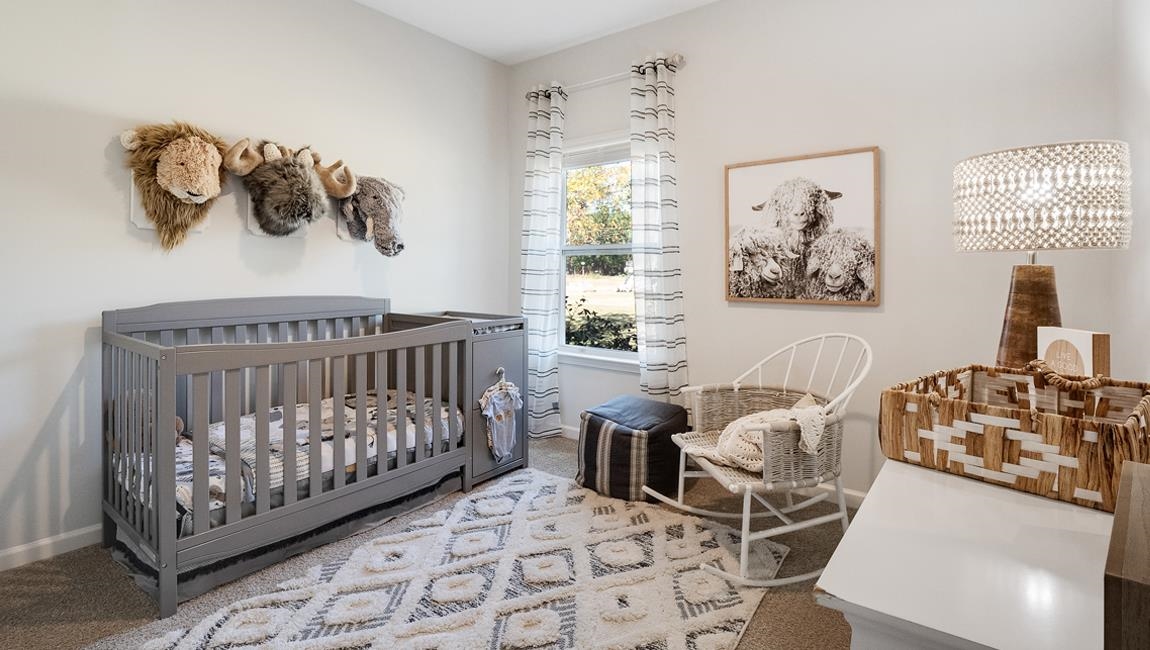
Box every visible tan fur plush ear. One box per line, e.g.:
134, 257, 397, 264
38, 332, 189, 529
120, 129, 141, 151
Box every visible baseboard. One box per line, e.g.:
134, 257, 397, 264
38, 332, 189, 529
803, 483, 867, 510
0, 524, 102, 572
560, 424, 580, 440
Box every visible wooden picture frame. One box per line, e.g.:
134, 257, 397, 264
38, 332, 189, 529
725, 146, 881, 306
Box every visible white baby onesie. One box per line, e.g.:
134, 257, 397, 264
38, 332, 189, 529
479, 383, 523, 462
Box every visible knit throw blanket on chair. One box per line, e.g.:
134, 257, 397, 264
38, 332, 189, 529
685, 394, 826, 472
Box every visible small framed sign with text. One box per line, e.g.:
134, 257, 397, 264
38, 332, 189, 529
1037, 327, 1110, 377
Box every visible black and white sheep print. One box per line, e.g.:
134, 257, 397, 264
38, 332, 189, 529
725, 147, 879, 305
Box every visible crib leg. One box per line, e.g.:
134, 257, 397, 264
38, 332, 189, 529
101, 512, 117, 548
461, 464, 473, 493
157, 559, 177, 618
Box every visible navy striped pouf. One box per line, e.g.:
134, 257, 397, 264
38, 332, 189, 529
576, 396, 687, 502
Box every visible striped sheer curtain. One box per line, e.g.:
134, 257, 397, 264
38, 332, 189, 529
630, 55, 689, 401
520, 84, 566, 437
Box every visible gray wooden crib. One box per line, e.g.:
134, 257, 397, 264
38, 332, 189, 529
101, 296, 526, 617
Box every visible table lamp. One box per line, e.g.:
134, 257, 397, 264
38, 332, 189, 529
953, 140, 1131, 368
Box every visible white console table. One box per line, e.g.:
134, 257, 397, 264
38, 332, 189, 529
815, 460, 1114, 650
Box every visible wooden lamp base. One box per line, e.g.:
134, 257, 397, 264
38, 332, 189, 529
997, 264, 1062, 368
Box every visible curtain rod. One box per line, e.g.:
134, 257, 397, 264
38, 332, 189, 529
557, 53, 687, 95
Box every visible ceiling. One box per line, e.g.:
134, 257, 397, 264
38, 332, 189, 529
354, 0, 720, 65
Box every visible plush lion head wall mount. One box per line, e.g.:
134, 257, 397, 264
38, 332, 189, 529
224, 138, 356, 236
121, 122, 228, 250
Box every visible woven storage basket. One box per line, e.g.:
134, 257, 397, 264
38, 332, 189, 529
879, 361, 1150, 512
688, 385, 843, 487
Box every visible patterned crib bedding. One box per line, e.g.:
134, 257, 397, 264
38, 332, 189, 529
166, 390, 463, 533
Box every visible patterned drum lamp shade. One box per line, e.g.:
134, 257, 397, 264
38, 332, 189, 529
952, 140, 1132, 368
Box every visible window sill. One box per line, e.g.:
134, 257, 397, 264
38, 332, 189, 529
558, 349, 640, 374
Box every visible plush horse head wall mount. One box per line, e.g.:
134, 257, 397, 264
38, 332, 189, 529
121, 122, 228, 250
224, 139, 356, 236
339, 176, 405, 257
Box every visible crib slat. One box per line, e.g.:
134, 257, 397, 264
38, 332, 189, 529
185, 329, 200, 431
375, 350, 388, 476
120, 349, 131, 527
396, 349, 408, 468
210, 327, 224, 423
129, 351, 140, 531
414, 347, 426, 463
270, 324, 282, 409
162, 330, 185, 438
135, 352, 145, 534
308, 359, 323, 497
432, 345, 442, 457
448, 343, 459, 448
254, 366, 271, 514
296, 322, 309, 399
332, 356, 347, 489
138, 352, 148, 536
283, 363, 298, 506
234, 326, 252, 413
224, 369, 242, 524
355, 354, 367, 481
146, 357, 156, 543
103, 344, 112, 507
139, 353, 149, 537
143, 354, 153, 540
192, 373, 210, 536
121, 348, 131, 520
112, 347, 122, 516
319, 320, 332, 397
121, 347, 131, 518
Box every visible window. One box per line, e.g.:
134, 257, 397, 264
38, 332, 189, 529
562, 144, 637, 355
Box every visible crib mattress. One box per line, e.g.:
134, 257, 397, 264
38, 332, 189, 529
161, 390, 461, 536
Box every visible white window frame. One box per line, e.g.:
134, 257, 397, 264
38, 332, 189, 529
560, 138, 638, 365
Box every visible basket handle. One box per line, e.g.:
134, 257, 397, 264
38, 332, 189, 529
1025, 359, 1107, 391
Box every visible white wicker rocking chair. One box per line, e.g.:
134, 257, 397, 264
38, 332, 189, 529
642, 333, 872, 587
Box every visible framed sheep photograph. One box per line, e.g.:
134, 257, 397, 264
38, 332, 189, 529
725, 146, 880, 306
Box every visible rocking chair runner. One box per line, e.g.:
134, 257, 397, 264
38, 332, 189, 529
642, 333, 873, 587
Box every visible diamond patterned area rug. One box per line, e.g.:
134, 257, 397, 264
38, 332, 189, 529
144, 469, 787, 650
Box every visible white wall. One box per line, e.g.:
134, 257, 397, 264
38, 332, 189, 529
508, 0, 1121, 493
1113, 0, 1150, 379
0, 0, 509, 566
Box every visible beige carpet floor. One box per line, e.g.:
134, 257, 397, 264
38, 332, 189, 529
0, 437, 852, 649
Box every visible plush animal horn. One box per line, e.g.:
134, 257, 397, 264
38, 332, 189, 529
263, 142, 285, 161
314, 155, 357, 199
224, 138, 264, 176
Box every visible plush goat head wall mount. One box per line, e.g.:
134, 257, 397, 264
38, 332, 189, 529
224, 138, 356, 236
339, 176, 405, 257
121, 122, 228, 250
